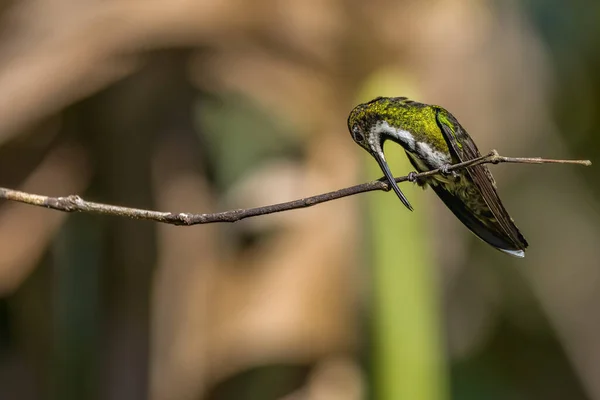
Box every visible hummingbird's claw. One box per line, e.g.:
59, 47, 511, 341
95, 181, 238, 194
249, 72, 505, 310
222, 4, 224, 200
440, 164, 460, 182
440, 164, 452, 175
407, 171, 419, 183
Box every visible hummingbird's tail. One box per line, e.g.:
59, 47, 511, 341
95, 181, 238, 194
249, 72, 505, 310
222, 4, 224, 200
431, 185, 528, 257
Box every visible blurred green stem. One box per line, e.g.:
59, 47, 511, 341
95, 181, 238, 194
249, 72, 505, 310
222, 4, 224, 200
368, 151, 449, 400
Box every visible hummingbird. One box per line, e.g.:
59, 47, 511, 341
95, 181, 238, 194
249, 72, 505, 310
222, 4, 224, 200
347, 96, 528, 257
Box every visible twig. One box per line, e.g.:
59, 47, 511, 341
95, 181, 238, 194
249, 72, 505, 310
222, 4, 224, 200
0, 150, 591, 226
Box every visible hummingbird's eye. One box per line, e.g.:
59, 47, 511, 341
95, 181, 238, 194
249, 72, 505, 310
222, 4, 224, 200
352, 128, 365, 142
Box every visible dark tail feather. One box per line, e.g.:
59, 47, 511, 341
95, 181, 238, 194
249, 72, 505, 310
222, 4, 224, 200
431, 185, 527, 257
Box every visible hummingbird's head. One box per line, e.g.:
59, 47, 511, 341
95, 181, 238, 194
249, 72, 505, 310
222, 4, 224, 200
347, 96, 424, 211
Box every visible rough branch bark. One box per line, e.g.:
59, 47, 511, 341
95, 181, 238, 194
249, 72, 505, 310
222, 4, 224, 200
0, 150, 591, 226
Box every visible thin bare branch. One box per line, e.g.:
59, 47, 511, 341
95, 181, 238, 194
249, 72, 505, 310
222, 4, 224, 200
0, 150, 591, 226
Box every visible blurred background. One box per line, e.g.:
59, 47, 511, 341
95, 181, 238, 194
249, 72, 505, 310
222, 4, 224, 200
0, 0, 597, 399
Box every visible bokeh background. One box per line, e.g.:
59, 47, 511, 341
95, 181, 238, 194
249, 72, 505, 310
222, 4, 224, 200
0, 1, 597, 399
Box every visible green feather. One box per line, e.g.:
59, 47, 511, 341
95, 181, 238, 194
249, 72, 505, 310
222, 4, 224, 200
348, 97, 450, 153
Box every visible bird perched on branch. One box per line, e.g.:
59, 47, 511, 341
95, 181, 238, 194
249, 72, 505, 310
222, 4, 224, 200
347, 96, 528, 257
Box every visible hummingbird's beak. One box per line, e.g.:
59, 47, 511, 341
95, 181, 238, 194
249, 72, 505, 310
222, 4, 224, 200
372, 149, 414, 211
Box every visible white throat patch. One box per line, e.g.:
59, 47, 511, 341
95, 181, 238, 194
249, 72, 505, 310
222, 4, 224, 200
415, 141, 451, 168
371, 121, 416, 151
370, 121, 451, 169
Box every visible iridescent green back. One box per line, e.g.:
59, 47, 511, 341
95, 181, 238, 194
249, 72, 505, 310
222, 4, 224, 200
348, 97, 450, 153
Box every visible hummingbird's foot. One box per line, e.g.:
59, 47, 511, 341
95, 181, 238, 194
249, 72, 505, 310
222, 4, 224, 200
439, 164, 460, 181
407, 171, 419, 183
408, 171, 427, 187
439, 164, 452, 175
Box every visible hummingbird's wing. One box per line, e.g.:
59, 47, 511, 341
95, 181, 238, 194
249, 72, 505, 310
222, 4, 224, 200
434, 109, 528, 254
429, 184, 526, 256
